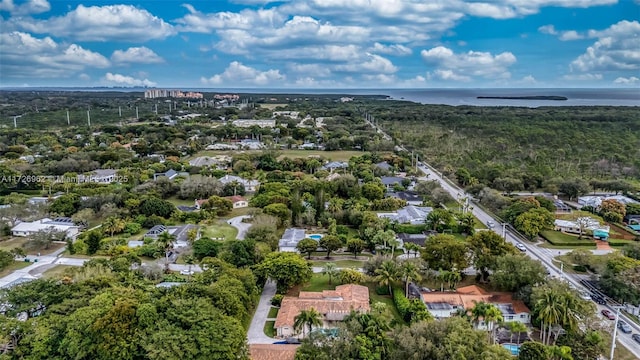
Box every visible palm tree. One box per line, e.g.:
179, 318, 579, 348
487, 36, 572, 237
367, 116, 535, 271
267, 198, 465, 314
401, 261, 422, 297
535, 291, 564, 345
484, 304, 503, 344
444, 271, 462, 290
547, 345, 573, 360
471, 301, 489, 330
157, 231, 176, 273
506, 321, 528, 344
293, 308, 323, 338
375, 260, 398, 296
404, 242, 420, 258
322, 262, 338, 285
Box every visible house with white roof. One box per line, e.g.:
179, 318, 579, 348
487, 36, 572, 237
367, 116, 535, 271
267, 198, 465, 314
77, 169, 118, 184
218, 174, 260, 192
578, 195, 639, 209
554, 217, 610, 240
378, 205, 433, 225
278, 228, 307, 252
11, 217, 79, 239
320, 161, 349, 172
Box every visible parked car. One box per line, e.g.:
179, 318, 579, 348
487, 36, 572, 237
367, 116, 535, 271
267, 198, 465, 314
578, 291, 591, 301
601, 309, 616, 320
632, 333, 640, 344
618, 321, 632, 334
515, 243, 526, 252
180, 269, 194, 275
591, 294, 606, 305
487, 221, 495, 228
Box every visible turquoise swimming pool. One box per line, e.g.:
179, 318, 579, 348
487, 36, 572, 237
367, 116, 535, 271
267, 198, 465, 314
502, 343, 521, 356
308, 234, 323, 241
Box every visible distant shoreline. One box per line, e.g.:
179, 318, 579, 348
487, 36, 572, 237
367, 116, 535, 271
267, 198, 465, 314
477, 95, 568, 101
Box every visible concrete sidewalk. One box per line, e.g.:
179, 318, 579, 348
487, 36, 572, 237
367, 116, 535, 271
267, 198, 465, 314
247, 279, 277, 344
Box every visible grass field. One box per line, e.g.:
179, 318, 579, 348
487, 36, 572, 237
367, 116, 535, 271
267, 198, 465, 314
258, 103, 287, 110
41, 265, 76, 279
268, 307, 279, 319
166, 196, 197, 207
540, 230, 597, 247
366, 283, 404, 323
0, 238, 65, 255
264, 321, 276, 338
191, 149, 369, 162
310, 259, 365, 268
201, 221, 238, 240
0, 261, 31, 278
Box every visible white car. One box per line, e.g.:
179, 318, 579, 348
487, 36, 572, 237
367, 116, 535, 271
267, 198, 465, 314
515, 243, 526, 252
180, 269, 194, 275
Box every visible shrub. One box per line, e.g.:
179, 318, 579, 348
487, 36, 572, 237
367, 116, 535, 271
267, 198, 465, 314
393, 288, 411, 321
572, 265, 587, 273
375, 286, 389, 295
271, 294, 284, 306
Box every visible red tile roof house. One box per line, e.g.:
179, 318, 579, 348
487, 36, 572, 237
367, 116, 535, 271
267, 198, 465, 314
274, 284, 370, 338
225, 195, 248, 209
421, 285, 530, 330
249, 344, 298, 360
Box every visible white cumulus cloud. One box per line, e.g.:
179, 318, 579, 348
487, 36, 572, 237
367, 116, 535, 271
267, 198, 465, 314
0, 31, 109, 78
201, 61, 285, 86
7, 4, 175, 42
421, 46, 516, 81
0, 0, 49, 15
562, 73, 603, 81
570, 20, 640, 73
368, 42, 412, 56
111, 47, 164, 64
613, 76, 639, 85
334, 54, 398, 74
103, 72, 156, 87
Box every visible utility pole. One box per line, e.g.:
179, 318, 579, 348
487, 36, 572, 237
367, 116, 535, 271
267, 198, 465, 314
87, 110, 91, 126
66, 110, 70, 125
154, 103, 158, 115
136, 107, 139, 120
13, 116, 17, 128
610, 307, 622, 360
502, 223, 507, 239
118, 106, 122, 117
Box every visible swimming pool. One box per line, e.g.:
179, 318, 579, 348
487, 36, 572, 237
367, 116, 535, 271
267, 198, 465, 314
502, 343, 521, 356
308, 234, 323, 241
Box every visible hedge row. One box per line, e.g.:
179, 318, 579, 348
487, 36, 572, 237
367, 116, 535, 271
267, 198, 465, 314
393, 288, 412, 321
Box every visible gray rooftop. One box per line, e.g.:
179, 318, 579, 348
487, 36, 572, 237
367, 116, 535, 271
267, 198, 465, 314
380, 176, 404, 186
426, 302, 454, 311
279, 228, 307, 248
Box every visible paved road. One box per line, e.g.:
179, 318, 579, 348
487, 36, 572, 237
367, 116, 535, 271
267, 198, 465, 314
227, 215, 252, 240
0, 246, 87, 288
368, 118, 640, 358
247, 279, 277, 344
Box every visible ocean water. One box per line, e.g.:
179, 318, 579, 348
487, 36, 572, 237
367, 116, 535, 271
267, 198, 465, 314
383, 88, 640, 107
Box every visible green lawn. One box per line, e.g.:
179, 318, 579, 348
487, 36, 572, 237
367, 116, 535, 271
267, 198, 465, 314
166, 196, 196, 207
264, 321, 276, 338
0, 237, 66, 256
366, 283, 404, 324
540, 230, 597, 247
41, 265, 76, 279
0, 261, 31, 278
268, 307, 279, 318
310, 259, 365, 268
201, 221, 238, 240
301, 274, 337, 292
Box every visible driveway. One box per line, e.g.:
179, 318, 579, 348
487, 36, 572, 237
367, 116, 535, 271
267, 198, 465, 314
228, 215, 252, 240
247, 279, 277, 344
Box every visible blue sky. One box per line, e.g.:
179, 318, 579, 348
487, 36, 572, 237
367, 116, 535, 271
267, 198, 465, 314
0, 0, 638, 88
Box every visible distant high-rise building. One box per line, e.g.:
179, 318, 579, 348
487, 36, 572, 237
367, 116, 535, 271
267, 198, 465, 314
145, 89, 204, 99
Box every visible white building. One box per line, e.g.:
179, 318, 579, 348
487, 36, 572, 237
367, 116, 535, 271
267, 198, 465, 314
218, 174, 260, 192
278, 228, 307, 252
578, 195, 639, 209
421, 285, 530, 329
232, 119, 276, 128
378, 205, 433, 225
11, 217, 79, 239
554, 218, 610, 240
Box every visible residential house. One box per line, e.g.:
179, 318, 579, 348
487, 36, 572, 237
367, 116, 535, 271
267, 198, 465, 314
320, 161, 349, 172
249, 344, 298, 360
77, 169, 118, 184
380, 176, 406, 190
225, 195, 248, 209
554, 218, 610, 240
578, 195, 639, 209
239, 139, 266, 150
396, 233, 428, 247
144, 225, 168, 239
326, 173, 342, 181
421, 285, 530, 329
553, 199, 572, 213
378, 205, 433, 225
194, 199, 208, 210
275, 284, 370, 337
189, 155, 232, 169
278, 228, 307, 252
11, 217, 79, 239
219, 174, 260, 192
375, 162, 392, 171
28, 195, 60, 205
387, 191, 423, 206
153, 169, 188, 181
205, 143, 238, 151
232, 119, 276, 128
127, 240, 144, 248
